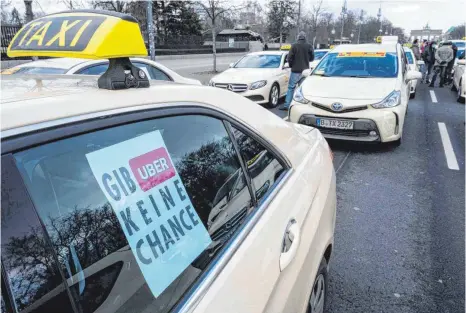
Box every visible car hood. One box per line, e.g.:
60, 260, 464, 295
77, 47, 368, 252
301, 76, 398, 101
212, 68, 279, 83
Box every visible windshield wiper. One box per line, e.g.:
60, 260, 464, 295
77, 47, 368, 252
313, 73, 332, 77
344, 75, 372, 78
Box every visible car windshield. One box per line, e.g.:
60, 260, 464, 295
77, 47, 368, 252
234, 54, 282, 68
404, 51, 414, 64
452, 42, 465, 48
314, 51, 328, 60
12, 67, 67, 74
312, 52, 398, 78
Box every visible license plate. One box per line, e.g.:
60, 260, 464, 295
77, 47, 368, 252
317, 118, 354, 130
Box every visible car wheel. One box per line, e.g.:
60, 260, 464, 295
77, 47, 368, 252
390, 137, 402, 147
409, 90, 416, 99
457, 80, 465, 104
307, 258, 328, 313
451, 83, 458, 92
268, 83, 280, 108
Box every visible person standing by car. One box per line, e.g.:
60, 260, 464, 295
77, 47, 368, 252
429, 41, 454, 88
280, 31, 314, 111
422, 41, 436, 84
412, 39, 421, 60
421, 39, 428, 54
446, 42, 458, 84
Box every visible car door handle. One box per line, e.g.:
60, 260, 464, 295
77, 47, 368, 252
279, 219, 300, 271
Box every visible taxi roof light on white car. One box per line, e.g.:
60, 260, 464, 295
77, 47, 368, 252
7, 10, 149, 90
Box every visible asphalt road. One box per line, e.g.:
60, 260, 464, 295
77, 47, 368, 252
173, 60, 464, 311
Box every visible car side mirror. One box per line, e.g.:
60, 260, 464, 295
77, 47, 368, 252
406, 70, 422, 82
302, 69, 312, 77
283, 62, 290, 69
229, 63, 234, 68
458, 59, 466, 65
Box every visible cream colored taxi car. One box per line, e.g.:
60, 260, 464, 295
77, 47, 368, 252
290, 43, 421, 146
1, 57, 202, 85
451, 58, 465, 103
1, 10, 336, 313
209, 51, 290, 108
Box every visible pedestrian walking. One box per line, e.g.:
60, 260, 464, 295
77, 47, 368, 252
420, 39, 427, 54
412, 39, 421, 60
422, 41, 436, 84
429, 41, 454, 88
280, 31, 314, 111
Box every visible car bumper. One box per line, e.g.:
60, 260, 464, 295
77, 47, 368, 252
213, 84, 271, 104
289, 102, 405, 142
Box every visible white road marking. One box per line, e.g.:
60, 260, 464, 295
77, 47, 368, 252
336, 151, 351, 174
430, 90, 438, 103
438, 122, 459, 170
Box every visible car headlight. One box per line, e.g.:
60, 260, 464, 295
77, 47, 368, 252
293, 86, 310, 104
249, 80, 267, 90
208, 80, 215, 87
371, 90, 401, 109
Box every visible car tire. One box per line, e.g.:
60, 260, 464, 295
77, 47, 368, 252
390, 137, 402, 147
307, 258, 328, 313
268, 83, 280, 108
409, 90, 416, 99
457, 80, 465, 104
451, 83, 458, 92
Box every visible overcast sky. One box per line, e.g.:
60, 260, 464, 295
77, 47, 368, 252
5, 0, 466, 33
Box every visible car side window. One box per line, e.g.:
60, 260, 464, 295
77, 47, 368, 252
12, 114, 253, 313
230, 126, 285, 204
133, 62, 171, 81
1, 155, 75, 313
400, 49, 408, 74
78, 64, 109, 75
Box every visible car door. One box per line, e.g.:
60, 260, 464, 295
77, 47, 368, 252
191, 126, 335, 313
454, 62, 465, 88
400, 47, 410, 104
277, 53, 290, 97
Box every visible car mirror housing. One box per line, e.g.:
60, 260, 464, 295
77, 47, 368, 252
229, 63, 234, 68
406, 70, 422, 82
302, 69, 312, 77
458, 59, 466, 66
283, 62, 290, 69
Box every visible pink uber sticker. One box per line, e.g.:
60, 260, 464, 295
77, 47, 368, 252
129, 147, 176, 192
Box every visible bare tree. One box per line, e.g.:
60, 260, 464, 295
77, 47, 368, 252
92, 0, 131, 13
1, 0, 12, 23
58, 0, 88, 10
309, 0, 325, 47
198, 0, 240, 72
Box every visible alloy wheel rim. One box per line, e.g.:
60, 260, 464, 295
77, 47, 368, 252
309, 274, 325, 313
272, 86, 279, 104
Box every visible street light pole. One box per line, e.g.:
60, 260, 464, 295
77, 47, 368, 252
357, 10, 363, 44
340, 0, 347, 44
147, 0, 155, 61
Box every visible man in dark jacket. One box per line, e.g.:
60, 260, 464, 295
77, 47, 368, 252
412, 39, 421, 60
422, 41, 436, 83
280, 31, 314, 111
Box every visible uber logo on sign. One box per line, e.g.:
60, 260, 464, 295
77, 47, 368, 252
129, 147, 176, 192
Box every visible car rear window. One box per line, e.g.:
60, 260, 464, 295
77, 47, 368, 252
11, 115, 253, 313
13, 67, 67, 74
313, 52, 399, 78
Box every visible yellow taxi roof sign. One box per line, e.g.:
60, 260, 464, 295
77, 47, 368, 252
376, 36, 382, 43
280, 44, 291, 51
7, 10, 147, 59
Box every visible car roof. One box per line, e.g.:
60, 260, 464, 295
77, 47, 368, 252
0, 75, 270, 134
14, 58, 89, 69
331, 43, 397, 53
249, 51, 287, 56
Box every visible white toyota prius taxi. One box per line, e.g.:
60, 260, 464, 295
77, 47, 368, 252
1, 10, 336, 313
209, 51, 290, 108
290, 43, 422, 145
